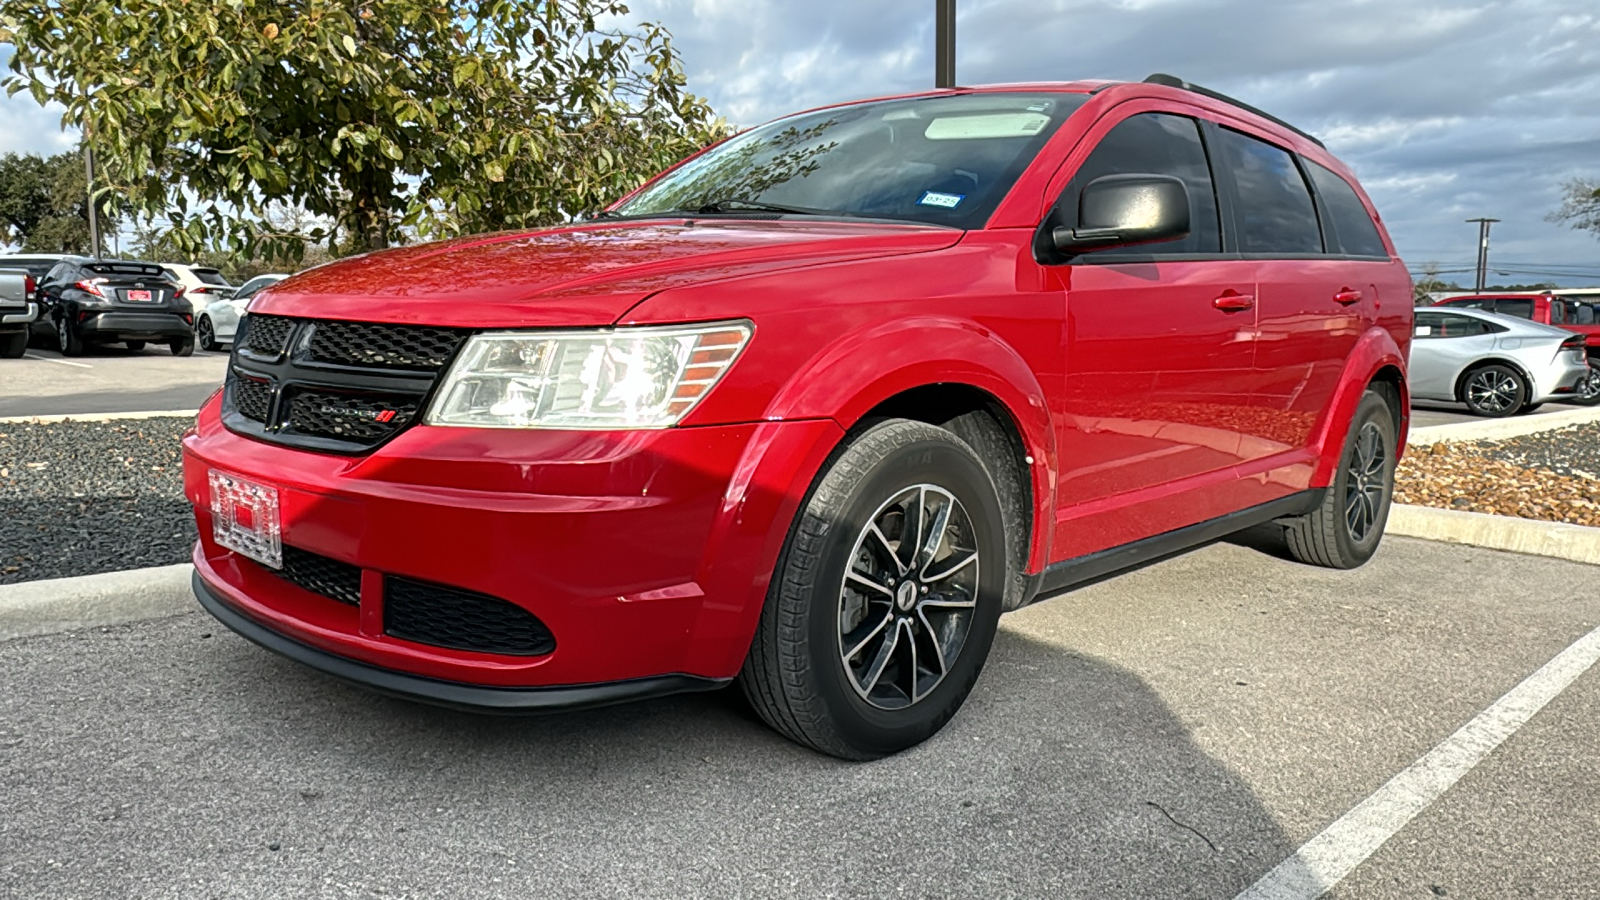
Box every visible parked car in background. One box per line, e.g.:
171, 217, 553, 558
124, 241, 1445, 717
185, 75, 1411, 759
197, 273, 288, 351
161, 263, 234, 314
0, 265, 41, 358
1410, 307, 1589, 416
31, 257, 195, 356
0, 253, 77, 281
1433, 292, 1600, 404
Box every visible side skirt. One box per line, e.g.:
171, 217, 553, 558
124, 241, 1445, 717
1021, 489, 1326, 606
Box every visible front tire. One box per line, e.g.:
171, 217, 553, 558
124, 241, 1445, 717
739, 419, 1008, 760
1283, 390, 1397, 569
1461, 364, 1526, 417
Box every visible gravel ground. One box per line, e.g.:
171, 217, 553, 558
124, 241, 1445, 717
0, 419, 195, 585
1397, 423, 1600, 528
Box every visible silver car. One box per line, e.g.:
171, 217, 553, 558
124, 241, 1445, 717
1410, 307, 1590, 417
196, 273, 288, 351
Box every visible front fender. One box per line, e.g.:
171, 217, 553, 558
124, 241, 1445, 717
766, 316, 1058, 571
1309, 325, 1409, 486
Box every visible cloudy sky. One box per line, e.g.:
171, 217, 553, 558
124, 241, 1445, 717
4, 0, 1599, 285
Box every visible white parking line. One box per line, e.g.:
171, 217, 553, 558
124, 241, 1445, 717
22, 353, 92, 369
1235, 622, 1600, 900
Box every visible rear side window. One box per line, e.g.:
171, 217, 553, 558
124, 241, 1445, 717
1305, 161, 1388, 257
1058, 113, 1222, 256
194, 268, 231, 286
1215, 128, 1322, 254
1494, 298, 1535, 320
1421, 313, 1504, 337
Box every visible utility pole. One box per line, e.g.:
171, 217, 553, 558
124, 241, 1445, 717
935, 0, 956, 88
1466, 217, 1499, 293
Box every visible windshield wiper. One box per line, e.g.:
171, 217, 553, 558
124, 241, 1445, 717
695, 198, 822, 216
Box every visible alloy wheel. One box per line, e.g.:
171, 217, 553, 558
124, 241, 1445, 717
1344, 421, 1387, 543
1465, 369, 1518, 413
198, 316, 215, 350
838, 484, 979, 710
56, 317, 68, 352
1579, 367, 1600, 402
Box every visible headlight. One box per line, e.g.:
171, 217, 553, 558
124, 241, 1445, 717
425, 320, 752, 429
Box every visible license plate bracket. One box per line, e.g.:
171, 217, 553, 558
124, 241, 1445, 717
209, 470, 282, 569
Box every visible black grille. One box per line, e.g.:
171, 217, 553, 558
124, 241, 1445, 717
270, 545, 362, 607
245, 315, 296, 357
223, 315, 463, 453
230, 376, 272, 423
308, 321, 467, 370
384, 577, 555, 656
285, 389, 419, 442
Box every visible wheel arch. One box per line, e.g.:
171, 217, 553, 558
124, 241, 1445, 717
764, 316, 1057, 573
1309, 326, 1409, 486
1452, 357, 1533, 404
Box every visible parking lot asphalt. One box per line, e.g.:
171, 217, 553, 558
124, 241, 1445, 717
3, 535, 1596, 899
1, 345, 228, 418
1408, 399, 1591, 429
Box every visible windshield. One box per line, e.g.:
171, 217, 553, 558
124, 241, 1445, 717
615, 92, 1087, 229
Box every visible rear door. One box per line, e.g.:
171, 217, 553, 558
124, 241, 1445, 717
1040, 110, 1261, 557
1213, 128, 1365, 464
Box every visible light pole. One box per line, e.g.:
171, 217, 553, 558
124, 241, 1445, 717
935, 0, 956, 88
1466, 217, 1499, 293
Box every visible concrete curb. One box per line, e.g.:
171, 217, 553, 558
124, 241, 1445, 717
0, 409, 198, 424
1409, 406, 1600, 445
1388, 504, 1600, 566
0, 564, 198, 642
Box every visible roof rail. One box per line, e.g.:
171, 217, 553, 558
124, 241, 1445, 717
1141, 73, 1325, 149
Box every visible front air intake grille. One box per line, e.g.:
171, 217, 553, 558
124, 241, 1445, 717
384, 577, 556, 656
270, 545, 362, 607
308, 321, 467, 370
230, 375, 272, 423
284, 389, 419, 443
245, 315, 296, 357
222, 315, 467, 454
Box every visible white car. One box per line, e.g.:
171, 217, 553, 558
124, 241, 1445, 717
161, 263, 235, 313
1410, 307, 1591, 417
197, 273, 288, 351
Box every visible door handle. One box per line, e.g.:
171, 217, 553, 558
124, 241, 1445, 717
1334, 288, 1363, 305
1213, 292, 1255, 312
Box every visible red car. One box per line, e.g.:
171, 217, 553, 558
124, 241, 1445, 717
1431, 292, 1600, 404
185, 74, 1412, 759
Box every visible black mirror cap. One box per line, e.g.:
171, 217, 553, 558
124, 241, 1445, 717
1051, 174, 1191, 255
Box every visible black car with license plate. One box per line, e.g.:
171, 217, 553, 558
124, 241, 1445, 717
30, 257, 196, 356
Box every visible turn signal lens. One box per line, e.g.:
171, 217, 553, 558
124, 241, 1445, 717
426, 321, 753, 430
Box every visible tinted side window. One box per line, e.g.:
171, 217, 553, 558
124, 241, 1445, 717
1215, 128, 1322, 254
1494, 298, 1534, 320
1433, 314, 1501, 337
1058, 113, 1222, 256
1305, 161, 1388, 257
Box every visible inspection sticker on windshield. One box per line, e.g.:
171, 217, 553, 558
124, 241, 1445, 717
918, 191, 965, 209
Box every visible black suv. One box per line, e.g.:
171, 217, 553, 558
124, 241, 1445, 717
31, 258, 196, 356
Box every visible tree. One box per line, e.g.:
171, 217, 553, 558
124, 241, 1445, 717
1413, 262, 1456, 306
1548, 178, 1600, 238
0, 149, 123, 253
1, 0, 725, 262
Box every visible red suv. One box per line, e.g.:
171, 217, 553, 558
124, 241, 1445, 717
1432, 292, 1600, 404
184, 74, 1412, 759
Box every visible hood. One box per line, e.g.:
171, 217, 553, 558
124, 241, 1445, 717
250, 220, 962, 327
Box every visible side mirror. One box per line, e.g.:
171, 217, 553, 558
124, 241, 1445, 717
1052, 174, 1191, 255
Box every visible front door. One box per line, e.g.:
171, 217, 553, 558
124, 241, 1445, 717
1037, 110, 1261, 560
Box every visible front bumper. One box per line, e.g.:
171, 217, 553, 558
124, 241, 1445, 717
80, 309, 191, 341
193, 571, 728, 711
0, 302, 38, 326
184, 395, 843, 697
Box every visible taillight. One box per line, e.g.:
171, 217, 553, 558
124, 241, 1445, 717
174, 286, 187, 301
23, 274, 36, 301
1562, 335, 1586, 350
181, 313, 193, 325
74, 278, 107, 298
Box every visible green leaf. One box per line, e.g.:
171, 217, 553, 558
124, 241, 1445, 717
342, 34, 357, 56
